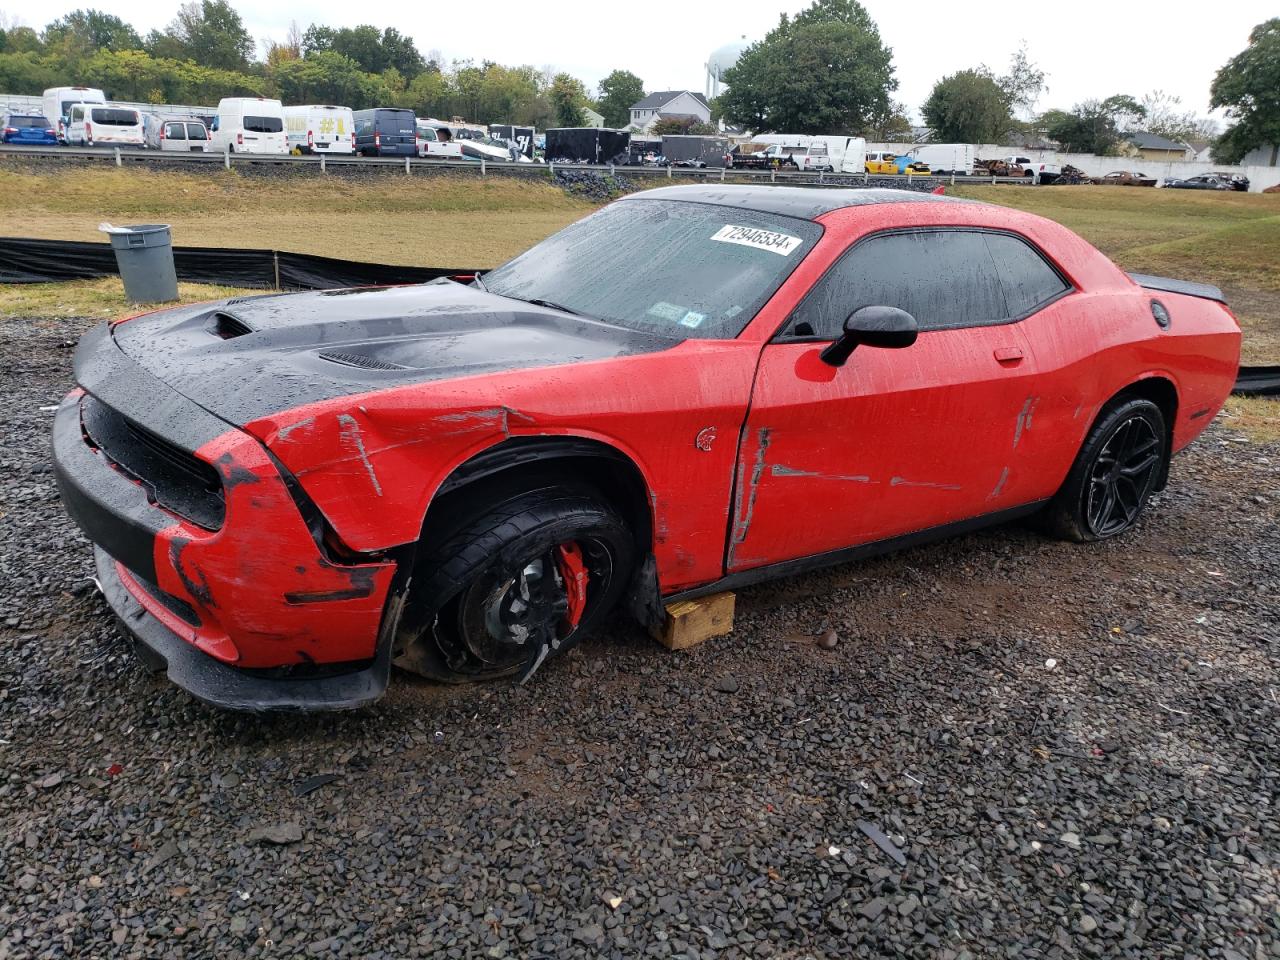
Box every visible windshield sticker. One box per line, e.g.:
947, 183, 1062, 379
647, 301, 686, 322
711, 224, 803, 256
679, 311, 706, 328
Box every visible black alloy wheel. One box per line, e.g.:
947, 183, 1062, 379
1083, 415, 1163, 537
395, 487, 635, 683
1043, 396, 1168, 543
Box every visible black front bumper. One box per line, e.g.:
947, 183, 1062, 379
94, 546, 391, 712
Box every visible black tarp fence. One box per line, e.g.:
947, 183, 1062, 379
0, 237, 472, 288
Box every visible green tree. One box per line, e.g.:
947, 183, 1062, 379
0, 51, 63, 92
1041, 94, 1144, 154
148, 0, 253, 71
3, 26, 43, 54
550, 72, 586, 126
719, 0, 896, 134
300, 23, 423, 79
43, 10, 142, 58
1210, 18, 1280, 164
597, 69, 644, 127
922, 69, 1013, 143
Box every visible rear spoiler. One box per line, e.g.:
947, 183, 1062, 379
1128, 272, 1225, 304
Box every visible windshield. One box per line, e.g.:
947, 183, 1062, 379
244, 115, 283, 133
482, 199, 821, 340
92, 108, 139, 126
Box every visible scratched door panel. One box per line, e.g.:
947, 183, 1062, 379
728, 325, 1039, 572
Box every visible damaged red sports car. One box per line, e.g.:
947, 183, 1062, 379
53, 186, 1241, 711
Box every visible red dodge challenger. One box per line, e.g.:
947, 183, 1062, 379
53, 186, 1241, 711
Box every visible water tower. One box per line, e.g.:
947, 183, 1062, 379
706, 38, 751, 99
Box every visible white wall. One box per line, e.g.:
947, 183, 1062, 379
871, 142, 1280, 192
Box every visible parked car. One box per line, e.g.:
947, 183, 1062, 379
66, 104, 144, 148
1, 113, 57, 145
145, 116, 209, 152
284, 104, 355, 155
53, 185, 1240, 711
1164, 173, 1234, 190
209, 97, 287, 155
1092, 170, 1157, 187
865, 151, 900, 174
354, 108, 417, 157
42, 85, 105, 142
1208, 171, 1250, 192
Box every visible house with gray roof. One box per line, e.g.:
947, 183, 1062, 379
628, 91, 711, 133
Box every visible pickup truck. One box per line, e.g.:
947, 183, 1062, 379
1002, 155, 1061, 183
726, 143, 801, 170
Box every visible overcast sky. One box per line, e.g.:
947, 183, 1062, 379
9, 0, 1274, 122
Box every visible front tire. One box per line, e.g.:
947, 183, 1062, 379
394, 486, 636, 683
1044, 397, 1167, 542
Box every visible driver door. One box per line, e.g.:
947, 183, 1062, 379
727, 229, 1049, 573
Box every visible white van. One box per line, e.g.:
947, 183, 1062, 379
66, 104, 144, 148
145, 116, 210, 152
209, 97, 287, 154
796, 135, 866, 173
284, 105, 355, 154
42, 86, 106, 142
910, 143, 977, 176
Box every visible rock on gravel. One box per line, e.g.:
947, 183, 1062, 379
0, 311, 1277, 959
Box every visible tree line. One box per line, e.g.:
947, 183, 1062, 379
0, 2, 611, 127
718, 1, 1274, 163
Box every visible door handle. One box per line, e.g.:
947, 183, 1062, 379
994, 346, 1024, 363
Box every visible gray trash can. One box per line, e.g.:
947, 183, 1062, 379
105, 224, 179, 304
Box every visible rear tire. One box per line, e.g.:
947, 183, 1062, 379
394, 486, 636, 683
1043, 397, 1167, 542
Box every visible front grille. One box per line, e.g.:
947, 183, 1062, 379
81, 395, 226, 530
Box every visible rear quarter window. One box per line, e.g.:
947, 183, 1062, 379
982, 233, 1070, 317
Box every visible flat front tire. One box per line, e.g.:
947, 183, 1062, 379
394, 487, 636, 683
1044, 397, 1168, 542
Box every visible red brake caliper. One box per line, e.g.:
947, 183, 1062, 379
555, 543, 589, 629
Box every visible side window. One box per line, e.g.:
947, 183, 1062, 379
983, 234, 1070, 317
788, 231, 1009, 339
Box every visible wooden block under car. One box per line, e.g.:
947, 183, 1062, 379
654, 592, 736, 650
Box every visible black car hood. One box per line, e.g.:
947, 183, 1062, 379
112, 282, 675, 428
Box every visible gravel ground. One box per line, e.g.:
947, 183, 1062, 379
2, 313, 1278, 960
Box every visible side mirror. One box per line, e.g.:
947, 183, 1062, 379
819, 306, 918, 367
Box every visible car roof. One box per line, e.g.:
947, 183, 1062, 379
624, 184, 969, 221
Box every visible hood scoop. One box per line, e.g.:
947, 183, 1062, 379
318, 350, 406, 371
209, 311, 254, 340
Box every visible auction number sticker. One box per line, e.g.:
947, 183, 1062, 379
711, 224, 802, 256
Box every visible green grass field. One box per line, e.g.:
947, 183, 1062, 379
2, 166, 1276, 363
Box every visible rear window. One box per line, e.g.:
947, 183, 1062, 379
244, 115, 283, 133
417, 126, 437, 141
92, 108, 139, 126
186, 123, 207, 140
164, 122, 186, 139
9, 116, 50, 128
